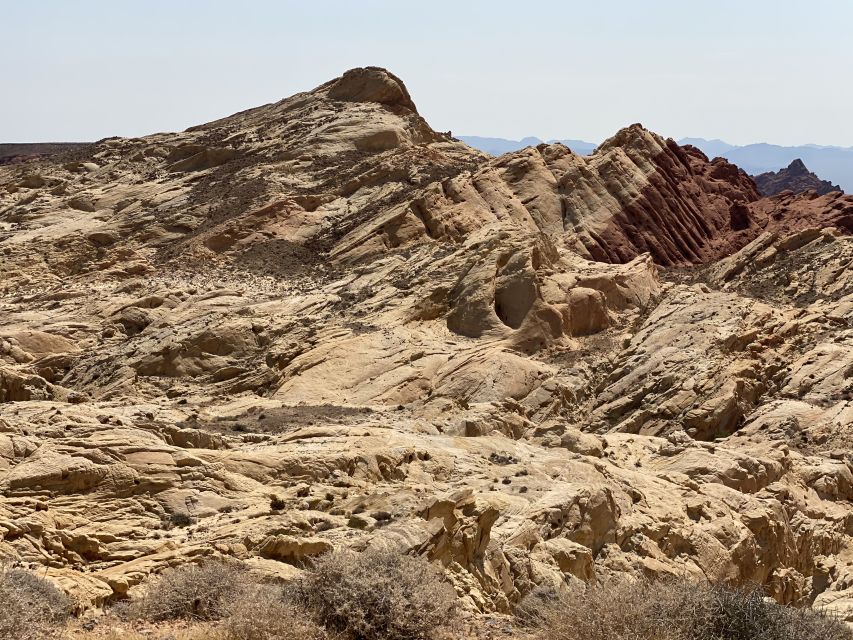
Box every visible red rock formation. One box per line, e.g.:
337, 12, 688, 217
570, 134, 853, 266
350, 122, 852, 268
568, 134, 762, 265
754, 159, 843, 197
533, 128, 853, 266
749, 189, 853, 236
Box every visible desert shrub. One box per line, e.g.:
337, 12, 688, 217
520, 578, 683, 640
163, 512, 193, 529
294, 547, 458, 640
0, 565, 72, 640
514, 583, 566, 627
779, 604, 853, 640
696, 582, 852, 640
698, 583, 785, 640
223, 583, 326, 640
130, 559, 248, 622
520, 578, 852, 640
80, 623, 223, 640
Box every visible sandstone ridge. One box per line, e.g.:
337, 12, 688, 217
1, 67, 852, 622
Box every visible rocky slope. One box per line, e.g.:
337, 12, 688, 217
1, 67, 852, 620
754, 158, 844, 197
0, 143, 90, 166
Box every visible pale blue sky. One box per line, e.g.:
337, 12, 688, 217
2, 1, 851, 146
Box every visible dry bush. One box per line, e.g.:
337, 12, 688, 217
75, 625, 223, 640
294, 547, 458, 640
519, 578, 684, 640
129, 559, 248, 622
696, 583, 852, 640
0, 565, 72, 640
223, 583, 327, 640
519, 578, 852, 640
124, 560, 325, 638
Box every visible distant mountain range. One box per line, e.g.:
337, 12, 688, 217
680, 138, 852, 193
459, 135, 851, 192
458, 136, 597, 157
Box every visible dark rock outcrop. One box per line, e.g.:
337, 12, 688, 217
754, 159, 843, 197
0, 143, 89, 166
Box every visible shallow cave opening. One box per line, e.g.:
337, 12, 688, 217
729, 202, 752, 231
494, 276, 537, 329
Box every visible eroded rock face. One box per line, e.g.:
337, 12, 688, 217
1, 67, 852, 620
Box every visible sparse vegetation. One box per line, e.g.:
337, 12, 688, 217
128, 559, 248, 622
293, 547, 458, 640
224, 583, 326, 640
161, 512, 193, 529
76, 623, 222, 640
518, 578, 852, 640
11, 553, 846, 640
0, 565, 72, 640
107, 549, 456, 640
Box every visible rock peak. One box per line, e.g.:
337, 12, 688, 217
326, 66, 417, 112
754, 158, 842, 196
787, 158, 808, 172
596, 123, 659, 154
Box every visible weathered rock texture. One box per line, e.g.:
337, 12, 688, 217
1, 67, 852, 619
754, 158, 844, 197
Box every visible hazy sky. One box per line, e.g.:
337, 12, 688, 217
3, 1, 852, 146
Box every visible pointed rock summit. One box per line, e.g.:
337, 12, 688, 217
754, 158, 843, 196
787, 158, 808, 172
